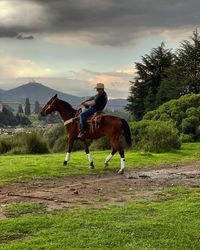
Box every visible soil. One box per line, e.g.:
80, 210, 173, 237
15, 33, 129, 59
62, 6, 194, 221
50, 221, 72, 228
0, 162, 200, 219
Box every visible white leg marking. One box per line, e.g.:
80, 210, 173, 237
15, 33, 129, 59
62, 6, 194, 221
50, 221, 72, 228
87, 153, 93, 163
105, 153, 113, 163
121, 158, 125, 170
65, 152, 71, 162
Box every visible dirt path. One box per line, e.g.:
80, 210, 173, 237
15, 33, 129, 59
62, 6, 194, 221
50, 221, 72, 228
0, 162, 200, 219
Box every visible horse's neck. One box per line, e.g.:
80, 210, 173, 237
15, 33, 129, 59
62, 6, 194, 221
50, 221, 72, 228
56, 103, 76, 121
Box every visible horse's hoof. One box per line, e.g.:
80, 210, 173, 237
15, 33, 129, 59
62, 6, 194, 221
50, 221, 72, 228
63, 161, 67, 166
118, 169, 124, 174
104, 162, 108, 168
89, 162, 94, 169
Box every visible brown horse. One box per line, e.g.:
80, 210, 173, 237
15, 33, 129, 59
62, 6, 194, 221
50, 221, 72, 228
41, 94, 132, 173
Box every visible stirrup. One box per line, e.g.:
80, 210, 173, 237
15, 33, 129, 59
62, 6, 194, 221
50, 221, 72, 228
77, 130, 86, 138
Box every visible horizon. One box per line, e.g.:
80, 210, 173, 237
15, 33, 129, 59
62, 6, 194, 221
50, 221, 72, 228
0, 0, 200, 98
0, 81, 127, 100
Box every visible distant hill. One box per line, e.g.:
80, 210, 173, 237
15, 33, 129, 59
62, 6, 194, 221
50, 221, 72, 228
0, 82, 127, 110
1, 82, 83, 104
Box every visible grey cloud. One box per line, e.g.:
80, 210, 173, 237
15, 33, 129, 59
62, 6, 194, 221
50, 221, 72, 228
1, 0, 200, 45
16, 33, 34, 40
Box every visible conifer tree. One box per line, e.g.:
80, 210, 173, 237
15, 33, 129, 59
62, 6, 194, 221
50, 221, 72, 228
25, 98, 31, 116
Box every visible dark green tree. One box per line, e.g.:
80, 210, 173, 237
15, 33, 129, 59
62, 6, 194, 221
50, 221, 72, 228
162, 30, 200, 99
25, 98, 31, 116
34, 101, 40, 114
17, 104, 23, 113
177, 30, 200, 94
126, 43, 174, 120
144, 87, 156, 112
126, 80, 147, 120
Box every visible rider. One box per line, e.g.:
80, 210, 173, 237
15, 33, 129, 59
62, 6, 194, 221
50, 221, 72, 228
77, 83, 108, 138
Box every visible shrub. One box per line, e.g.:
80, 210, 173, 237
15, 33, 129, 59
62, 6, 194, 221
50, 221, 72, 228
90, 137, 111, 151
53, 134, 68, 152
24, 133, 49, 154
11, 133, 49, 154
130, 120, 180, 153
0, 137, 12, 154
53, 135, 86, 153
143, 94, 200, 141
43, 124, 65, 148
180, 134, 195, 143
181, 116, 199, 134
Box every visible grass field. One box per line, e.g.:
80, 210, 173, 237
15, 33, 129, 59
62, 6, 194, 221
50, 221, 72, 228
0, 143, 200, 186
0, 143, 200, 249
0, 187, 200, 249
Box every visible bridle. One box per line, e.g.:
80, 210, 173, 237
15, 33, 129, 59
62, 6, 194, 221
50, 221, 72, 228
43, 98, 78, 120
43, 98, 57, 115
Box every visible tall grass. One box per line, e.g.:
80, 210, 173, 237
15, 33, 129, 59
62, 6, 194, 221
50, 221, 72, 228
0, 133, 49, 155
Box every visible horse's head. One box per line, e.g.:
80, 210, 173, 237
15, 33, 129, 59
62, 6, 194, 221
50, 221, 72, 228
40, 94, 58, 116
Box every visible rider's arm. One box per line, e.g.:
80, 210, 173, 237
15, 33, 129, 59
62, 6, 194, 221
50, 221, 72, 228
81, 95, 97, 105
88, 101, 96, 107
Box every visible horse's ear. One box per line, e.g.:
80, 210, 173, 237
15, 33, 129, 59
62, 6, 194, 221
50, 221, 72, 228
54, 94, 57, 99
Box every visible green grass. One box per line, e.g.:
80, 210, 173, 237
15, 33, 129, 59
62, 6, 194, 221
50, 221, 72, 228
94, 197, 109, 202
3, 203, 46, 218
0, 143, 200, 185
0, 187, 200, 249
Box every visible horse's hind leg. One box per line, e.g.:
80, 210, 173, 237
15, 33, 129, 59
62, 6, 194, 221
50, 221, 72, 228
80, 139, 94, 169
104, 148, 117, 168
118, 148, 125, 174
111, 138, 125, 174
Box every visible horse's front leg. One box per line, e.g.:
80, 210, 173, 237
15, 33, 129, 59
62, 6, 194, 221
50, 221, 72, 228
80, 139, 94, 169
63, 137, 75, 166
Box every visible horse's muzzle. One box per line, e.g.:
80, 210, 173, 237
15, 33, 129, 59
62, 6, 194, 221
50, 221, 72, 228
40, 111, 46, 116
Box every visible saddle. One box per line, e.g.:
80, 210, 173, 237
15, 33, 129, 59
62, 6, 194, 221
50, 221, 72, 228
87, 111, 104, 128
64, 108, 104, 133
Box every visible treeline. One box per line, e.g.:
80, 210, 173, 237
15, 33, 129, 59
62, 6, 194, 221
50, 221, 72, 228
0, 97, 61, 126
17, 98, 41, 116
20, 98, 62, 123
126, 30, 200, 120
0, 107, 31, 127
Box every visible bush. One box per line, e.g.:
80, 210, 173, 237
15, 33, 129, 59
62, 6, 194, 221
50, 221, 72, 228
143, 94, 200, 141
11, 133, 49, 154
181, 116, 199, 134
24, 133, 49, 154
43, 124, 65, 148
130, 120, 181, 153
52, 135, 87, 153
53, 134, 68, 152
90, 137, 111, 151
180, 134, 195, 143
0, 137, 12, 154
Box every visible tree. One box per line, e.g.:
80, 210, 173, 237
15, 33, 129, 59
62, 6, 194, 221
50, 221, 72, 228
177, 30, 200, 94
126, 80, 147, 120
34, 101, 40, 114
126, 43, 174, 120
162, 30, 200, 99
25, 98, 31, 116
17, 104, 23, 113
144, 87, 156, 112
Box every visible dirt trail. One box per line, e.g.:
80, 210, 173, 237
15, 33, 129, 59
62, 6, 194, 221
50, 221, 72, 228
0, 162, 200, 219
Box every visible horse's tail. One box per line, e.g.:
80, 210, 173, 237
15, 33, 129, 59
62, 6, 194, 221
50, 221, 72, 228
121, 119, 132, 148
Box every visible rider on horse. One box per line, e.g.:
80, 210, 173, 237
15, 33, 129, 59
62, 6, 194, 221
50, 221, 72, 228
78, 83, 108, 138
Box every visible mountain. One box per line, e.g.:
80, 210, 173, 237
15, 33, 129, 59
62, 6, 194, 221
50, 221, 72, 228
2, 82, 84, 104
0, 82, 127, 110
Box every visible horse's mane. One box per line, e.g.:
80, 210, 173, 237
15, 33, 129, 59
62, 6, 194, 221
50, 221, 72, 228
58, 99, 77, 116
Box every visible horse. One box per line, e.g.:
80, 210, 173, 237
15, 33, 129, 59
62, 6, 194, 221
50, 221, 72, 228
40, 94, 132, 174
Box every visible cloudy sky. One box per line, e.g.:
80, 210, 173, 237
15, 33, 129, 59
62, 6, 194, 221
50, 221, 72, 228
0, 0, 199, 98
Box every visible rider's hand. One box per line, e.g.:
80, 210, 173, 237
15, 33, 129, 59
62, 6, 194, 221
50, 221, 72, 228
81, 101, 86, 105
